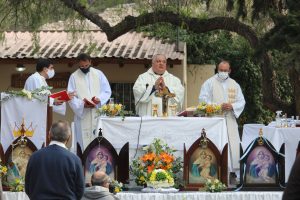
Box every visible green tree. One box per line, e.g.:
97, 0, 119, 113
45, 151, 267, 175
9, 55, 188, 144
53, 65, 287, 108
0, 0, 297, 116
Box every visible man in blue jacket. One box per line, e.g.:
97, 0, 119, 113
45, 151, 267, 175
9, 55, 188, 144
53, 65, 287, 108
25, 121, 84, 200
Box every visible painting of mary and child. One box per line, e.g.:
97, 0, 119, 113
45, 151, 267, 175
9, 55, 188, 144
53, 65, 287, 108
190, 150, 218, 183
85, 146, 114, 183
246, 147, 276, 184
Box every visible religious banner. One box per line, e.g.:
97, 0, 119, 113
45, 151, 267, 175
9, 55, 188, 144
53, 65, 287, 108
1, 93, 48, 152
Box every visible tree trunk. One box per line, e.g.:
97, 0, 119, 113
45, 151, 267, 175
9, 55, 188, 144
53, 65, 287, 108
289, 68, 300, 116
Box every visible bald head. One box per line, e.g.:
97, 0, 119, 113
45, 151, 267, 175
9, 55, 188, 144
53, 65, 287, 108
91, 171, 110, 188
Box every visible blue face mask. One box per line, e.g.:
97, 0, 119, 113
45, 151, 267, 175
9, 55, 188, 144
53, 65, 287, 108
80, 66, 90, 74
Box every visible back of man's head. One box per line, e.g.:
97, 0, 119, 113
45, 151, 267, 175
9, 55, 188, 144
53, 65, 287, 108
91, 171, 110, 188
50, 121, 71, 143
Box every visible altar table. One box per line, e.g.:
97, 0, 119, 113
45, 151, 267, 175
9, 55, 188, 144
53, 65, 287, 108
97, 117, 228, 154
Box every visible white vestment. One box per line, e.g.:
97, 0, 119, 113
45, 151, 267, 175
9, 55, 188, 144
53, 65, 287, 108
199, 74, 245, 170
133, 68, 184, 116
68, 67, 111, 151
24, 72, 66, 115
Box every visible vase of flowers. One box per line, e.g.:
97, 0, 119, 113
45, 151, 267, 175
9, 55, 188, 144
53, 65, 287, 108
196, 102, 222, 117
97, 103, 132, 120
205, 178, 226, 192
131, 138, 182, 188
109, 180, 123, 194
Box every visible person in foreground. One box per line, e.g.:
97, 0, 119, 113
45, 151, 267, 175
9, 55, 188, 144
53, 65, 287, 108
82, 171, 119, 200
133, 54, 184, 116
25, 121, 84, 200
199, 60, 245, 182
282, 155, 300, 200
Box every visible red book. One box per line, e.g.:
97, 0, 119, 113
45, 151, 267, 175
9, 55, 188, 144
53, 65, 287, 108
83, 98, 96, 107
49, 90, 71, 101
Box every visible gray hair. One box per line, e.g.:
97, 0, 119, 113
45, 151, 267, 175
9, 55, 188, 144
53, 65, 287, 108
91, 172, 111, 186
50, 121, 71, 143
152, 54, 166, 64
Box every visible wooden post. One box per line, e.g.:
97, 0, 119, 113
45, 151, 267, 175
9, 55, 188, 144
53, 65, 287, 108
46, 99, 53, 146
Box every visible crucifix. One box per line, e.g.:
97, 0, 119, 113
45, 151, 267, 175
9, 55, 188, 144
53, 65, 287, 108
155, 87, 176, 117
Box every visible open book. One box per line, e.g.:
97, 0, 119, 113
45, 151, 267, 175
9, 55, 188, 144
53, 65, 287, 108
49, 90, 71, 102
83, 98, 96, 107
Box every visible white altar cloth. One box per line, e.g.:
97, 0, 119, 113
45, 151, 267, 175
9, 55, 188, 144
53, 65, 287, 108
117, 191, 283, 200
3, 191, 283, 200
242, 125, 300, 182
97, 116, 228, 152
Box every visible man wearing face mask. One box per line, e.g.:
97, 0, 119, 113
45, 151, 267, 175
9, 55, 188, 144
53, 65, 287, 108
24, 58, 69, 115
67, 53, 111, 151
199, 60, 245, 184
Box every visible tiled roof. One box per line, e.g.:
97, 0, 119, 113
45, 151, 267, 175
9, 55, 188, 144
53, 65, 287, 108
0, 31, 185, 60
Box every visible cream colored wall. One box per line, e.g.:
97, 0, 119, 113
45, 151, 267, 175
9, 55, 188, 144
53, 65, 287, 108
186, 64, 216, 107
0, 62, 184, 123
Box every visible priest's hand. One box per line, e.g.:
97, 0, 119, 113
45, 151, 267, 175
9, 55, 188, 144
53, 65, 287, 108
155, 77, 166, 90
222, 103, 233, 111
53, 98, 64, 105
67, 91, 77, 100
92, 96, 100, 105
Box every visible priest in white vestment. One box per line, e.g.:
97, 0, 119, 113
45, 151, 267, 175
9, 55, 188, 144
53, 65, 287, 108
24, 58, 69, 115
68, 53, 111, 151
133, 54, 184, 116
199, 60, 245, 177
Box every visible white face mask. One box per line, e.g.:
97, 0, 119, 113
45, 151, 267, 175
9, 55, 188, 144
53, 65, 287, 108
218, 72, 229, 80
47, 69, 55, 79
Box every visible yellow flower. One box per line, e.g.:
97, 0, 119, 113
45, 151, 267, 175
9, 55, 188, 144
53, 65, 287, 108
139, 176, 145, 181
102, 105, 108, 111
114, 187, 120, 193
115, 104, 122, 111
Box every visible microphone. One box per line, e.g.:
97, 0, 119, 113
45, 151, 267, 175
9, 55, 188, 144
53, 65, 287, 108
135, 83, 149, 110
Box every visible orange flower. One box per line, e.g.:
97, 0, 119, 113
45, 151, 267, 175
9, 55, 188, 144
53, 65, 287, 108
166, 163, 172, 170
141, 152, 156, 162
147, 164, 155, 173
206, 105, 214, 113
159, 152, 174, 163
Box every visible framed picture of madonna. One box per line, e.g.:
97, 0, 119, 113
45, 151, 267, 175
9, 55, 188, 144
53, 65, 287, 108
239, 132, 284, 190
183, 129, 228, 190
82, 129, 129, 185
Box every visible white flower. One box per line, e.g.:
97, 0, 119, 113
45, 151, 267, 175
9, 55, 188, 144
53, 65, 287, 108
22, 89, 32, 100
142, 145, 149, 151
214, 179, 220, 184
39, 89, 51, 95
211, 185, 215, 190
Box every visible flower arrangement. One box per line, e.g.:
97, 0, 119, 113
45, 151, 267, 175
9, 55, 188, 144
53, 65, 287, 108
97, 103, 132, 120
196, 102, 222, 116
1, 86, 51, 102
131, 138, 182, 188
109, 180, 123, 194
147, 169, 174, 188
9, 177, 25, 192
0, 163, 7, 177
204, 178, 226, 192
